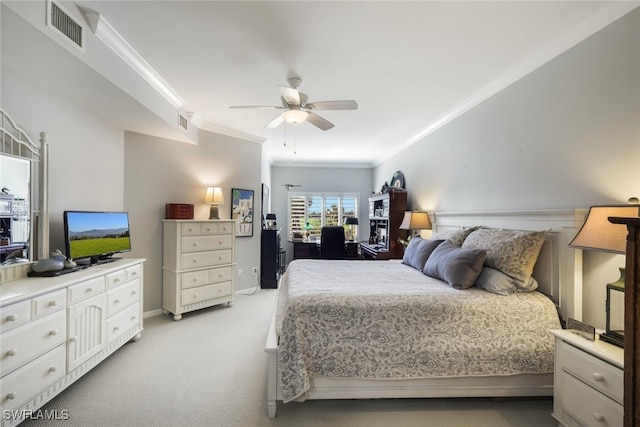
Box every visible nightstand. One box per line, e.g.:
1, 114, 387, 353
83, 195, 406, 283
550, 329, 624, 427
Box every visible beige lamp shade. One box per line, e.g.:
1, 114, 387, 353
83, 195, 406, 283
399, 211, 432, 230
205, 187, 224, 205
205, 187, 224, 220
569, 205, 640, 254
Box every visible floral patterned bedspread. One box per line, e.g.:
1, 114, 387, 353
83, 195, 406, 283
276, 259, 561, 403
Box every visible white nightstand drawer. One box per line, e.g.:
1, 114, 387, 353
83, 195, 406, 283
32, 289, 66, 319
68, 276, 106, 304
180, 249, 232, 270
0, 310, 66, 376
181, 281, 232, 305
0, 345, 66, 412
125, 264, 142, 282
181, 235, 232, 253
558, 341, 623, 403
0, 300, 31, 333
561, 372, 623, 427
181, 222, 202, 236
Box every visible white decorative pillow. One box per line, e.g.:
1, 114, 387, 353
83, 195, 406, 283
462, 228, 548, 289
402, 237, 444, 271
431, 226, 481, 247
474, 267, 538, 295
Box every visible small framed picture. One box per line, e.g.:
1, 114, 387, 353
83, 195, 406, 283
231, 188, 254, 237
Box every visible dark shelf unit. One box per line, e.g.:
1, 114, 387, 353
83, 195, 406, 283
260, 229, 280, 289
362, 191, 407, 259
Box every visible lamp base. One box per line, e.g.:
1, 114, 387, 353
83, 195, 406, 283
209, 205, 220, 220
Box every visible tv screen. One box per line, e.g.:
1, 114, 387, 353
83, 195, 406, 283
64, 211, 131, 264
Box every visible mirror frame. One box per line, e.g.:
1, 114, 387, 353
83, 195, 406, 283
0, 109, 49, 282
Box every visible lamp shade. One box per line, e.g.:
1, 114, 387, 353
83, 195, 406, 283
345, 217, 359, 225
204, 187, 224, 205
399, 211, 432, 230
569, 205, 640, 254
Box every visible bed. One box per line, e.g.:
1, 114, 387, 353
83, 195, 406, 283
265, 210, 585, 418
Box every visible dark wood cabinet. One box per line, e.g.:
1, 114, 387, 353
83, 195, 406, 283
363, 191, 407, 259
261, 229, 280, 289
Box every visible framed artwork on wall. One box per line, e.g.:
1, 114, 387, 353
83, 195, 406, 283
231, 188, 254, 237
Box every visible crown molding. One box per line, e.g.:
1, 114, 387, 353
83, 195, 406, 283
198, 122, 265, 144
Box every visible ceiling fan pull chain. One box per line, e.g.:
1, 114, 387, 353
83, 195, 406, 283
283, 121, 287, 147
294, 126, 297, 155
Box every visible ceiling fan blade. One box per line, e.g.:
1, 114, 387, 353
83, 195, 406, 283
279, 85, 300, 105
306, 100, 358, 110
265, 114, 284, 129
229, 105, 283, 109
306, 112, 334, 131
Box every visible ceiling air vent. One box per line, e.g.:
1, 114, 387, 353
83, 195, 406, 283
178, 113, 189, 132
47, 1, 85, 52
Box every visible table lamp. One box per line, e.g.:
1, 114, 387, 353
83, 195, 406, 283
569, 204, 640, 347
399, 211, 432, 237
344, 217, 359, 241
204, 186, 224, 220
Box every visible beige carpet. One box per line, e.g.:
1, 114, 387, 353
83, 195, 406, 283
20, 288, 556, 427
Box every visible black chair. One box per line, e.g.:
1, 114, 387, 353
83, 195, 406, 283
320, 226, 346, 260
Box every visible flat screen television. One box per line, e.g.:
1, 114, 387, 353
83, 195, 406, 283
63, 211, 131, 265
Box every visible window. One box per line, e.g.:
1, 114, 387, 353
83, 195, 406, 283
288, 193, 359, 241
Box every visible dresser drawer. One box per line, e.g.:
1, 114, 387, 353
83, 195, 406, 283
181, 266, 233, 289
560, 371, 623, 427
107, 302, 140, 344
181, 234, 232, 253
125, 264, 142, 282
106, 279, 141, 318
0, 345, 66, 412
106, 269, 126, 290
181, 270, 209, 290
68, 276, 106, 304
180, 249, 232, 270
32, 289, 66, 319
181, 281, 232, 305
200, 221, 233, 235
1, 310, 66, 376
181, 222, 203, 236
0, 300, 31, 333
558, 341, 623, 403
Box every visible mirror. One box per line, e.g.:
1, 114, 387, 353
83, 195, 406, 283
0, 156, 30, 262
0, 109, 49, 282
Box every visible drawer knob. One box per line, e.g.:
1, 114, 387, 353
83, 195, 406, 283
49, 329, 58, 336
6, 314, 18, 321
69, 336, 77, 342
131, 291, 137, 296
6, 348, 17, 357
131, 315, 137, 321
593, 412, 605, 422
114, 299, 120, 304
592, 372, 605, 382
6, 392, 16, 400
49, 366, 58, 373
49, 300, 58, 307
193, 242, 198, 247
114, 326, 119, 332
131, 271, 138, 277
193, 259, 198, 263
87, 287, 93, 293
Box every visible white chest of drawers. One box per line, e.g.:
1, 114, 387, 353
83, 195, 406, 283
0, 259, 144, 427
162, 220, 235, 320
550, 329, 624, 427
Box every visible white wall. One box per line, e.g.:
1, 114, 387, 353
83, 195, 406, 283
373, 8, 640, 328
124, 130, 263, 312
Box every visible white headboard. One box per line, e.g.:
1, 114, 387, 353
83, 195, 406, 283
432, 209, 586, 322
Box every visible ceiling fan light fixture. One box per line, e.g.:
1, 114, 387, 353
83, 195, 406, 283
283, 109, 309, 124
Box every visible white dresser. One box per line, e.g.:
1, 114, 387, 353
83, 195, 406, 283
162, 220, 235, 321
0, 259, 144, 427
550, 329, 624, 427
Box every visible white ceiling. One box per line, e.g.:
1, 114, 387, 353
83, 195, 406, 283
23, 1, 640, 166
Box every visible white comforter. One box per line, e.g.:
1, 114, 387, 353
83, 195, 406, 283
276, 259, 561, 403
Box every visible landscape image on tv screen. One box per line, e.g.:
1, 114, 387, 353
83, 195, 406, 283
66, 212, 131, 260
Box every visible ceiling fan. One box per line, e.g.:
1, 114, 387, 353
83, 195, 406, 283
230, 77, 357, 131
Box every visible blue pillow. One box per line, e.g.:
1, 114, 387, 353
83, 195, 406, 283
423, 240, 487, 289
402, 237, 444, 271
